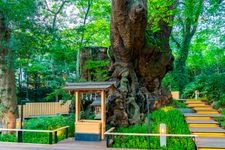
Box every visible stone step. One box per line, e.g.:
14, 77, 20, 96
190, 127, 225, 133
196, 137, 225, 150
197, 111, 220, 114
192, 105, 214, 108
187, 104, 209, 107
189, 124, 218, 128
191, 127, 225, 137
186, 120, 218, 124
184, 113, 221, 117
193, 132, 225, 137
185, 100, 205, 102
184, 101, 206, 104
194, 107, 214, 111
187, 120, 219, 127
198, 148, 225, 150
186, 116, 212, 120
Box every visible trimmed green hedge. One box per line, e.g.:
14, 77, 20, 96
113, 107, 195, 149
0, 114, 75, 144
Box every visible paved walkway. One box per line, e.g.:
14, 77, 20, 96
184, 100, 225, 150
0, 138, 132, 150
0, 138, 107, 150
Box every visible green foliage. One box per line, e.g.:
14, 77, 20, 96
11, 0, 111, 102
148, 0, 175, 32
113, 107, 194, 149
0, 0, 37, 26
84, 60, 109, 81
0, 134, 17, 142
171, 100, 187, 108
221, 109, 225, 128
0, 114, 75, 144
215, 109, 225, 129
80, 110, 95, 120
24, 114, 75, 137
183, 73, 225, 107
45, 88, 73, 102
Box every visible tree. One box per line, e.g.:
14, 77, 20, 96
171, 0, 224, 92
107, 0, 174, 126
0, 0, 36, 129
0, 11, 17, 129
171, 0, 203, 92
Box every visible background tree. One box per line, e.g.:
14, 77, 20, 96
170, 0, 224, 92
171, 0, 203, 92
0, 0, 36, 129
15, 0, 110, 102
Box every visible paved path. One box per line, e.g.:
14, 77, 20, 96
196, 137, 225, 149
0, 139, 107, 150
184, 99, 225, 150
0, 138, 134, 150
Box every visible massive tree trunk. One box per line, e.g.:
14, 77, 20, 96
0, 12, 17, 129
107, 0, 174, 126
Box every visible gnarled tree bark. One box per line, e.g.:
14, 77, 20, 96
0, 12, 17, 130
107, 0, 174, 126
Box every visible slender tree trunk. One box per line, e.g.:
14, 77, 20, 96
171, 0, 203, 92
173, 36, 192, 92
107, 0, 174, 126
76, 0, 92, 80
0, 12, 17, 129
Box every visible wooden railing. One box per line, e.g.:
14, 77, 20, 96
0, 126, 69, 144
18, 100, 72, 118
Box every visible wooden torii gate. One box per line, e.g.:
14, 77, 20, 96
64, 82, 115, 141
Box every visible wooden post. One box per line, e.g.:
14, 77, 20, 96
101, 90, 106, 140
109, 87, 114, 96
75, 91, 80, 122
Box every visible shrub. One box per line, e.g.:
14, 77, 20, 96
0, 134, 17, 142
171, 99, 187, 108
183, 73, 225, 108
0, 114, 75, 144
112, 107, 195, 149
22, 114, 75, 143
24, 113, 75, 137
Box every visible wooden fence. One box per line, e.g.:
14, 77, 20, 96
18, 100, 72, 118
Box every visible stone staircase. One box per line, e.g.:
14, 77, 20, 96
184, 100, 225, 150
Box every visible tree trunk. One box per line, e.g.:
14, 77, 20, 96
173, 36, 192, 92
107, 0, 174, 126
171, 0, 203, 92
0, 12, 17, 129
